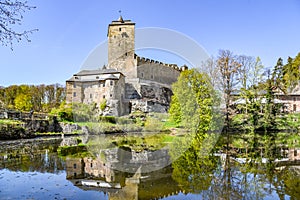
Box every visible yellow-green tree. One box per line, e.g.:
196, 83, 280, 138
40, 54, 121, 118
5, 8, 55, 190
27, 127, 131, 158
14, 93, 32, 111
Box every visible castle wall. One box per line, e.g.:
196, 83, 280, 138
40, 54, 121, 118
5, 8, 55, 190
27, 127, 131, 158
108, 55, 138, 79
136, 57, 181, 86
66, 82, 84, 103
65, 75, 127, 116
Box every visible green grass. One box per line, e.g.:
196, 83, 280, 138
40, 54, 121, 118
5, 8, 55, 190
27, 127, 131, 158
0, 119, 24, 125
163, 120, 179, 129
162, 134, 175, 143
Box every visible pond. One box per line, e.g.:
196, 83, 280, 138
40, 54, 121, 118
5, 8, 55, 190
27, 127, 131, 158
0, 134, 299, 200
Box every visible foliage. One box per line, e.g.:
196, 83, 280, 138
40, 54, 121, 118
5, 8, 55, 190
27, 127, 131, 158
169, 68, 218, 135
100, 99, 107, 111
0, 0, 38, 49
143, 113, 166, 132
99, 116, 116, 124
169, 95, 181, 125
50, 102, 73, 122
0, 119, 23, 125
72, 102, 97, 122
273, 53, 300, 93
170, 136, 218, 193
57, 145, 88, 157
14, 93, 32, 111
0, 84, 65, 112
112, 133, 172, 151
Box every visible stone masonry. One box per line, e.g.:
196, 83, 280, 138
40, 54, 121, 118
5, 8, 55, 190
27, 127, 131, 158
66, 16, 188, 116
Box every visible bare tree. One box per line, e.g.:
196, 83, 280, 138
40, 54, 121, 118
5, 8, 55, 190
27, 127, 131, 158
217, 50, 241, 122
0, 0, 37, 49
202, 56, 221, 89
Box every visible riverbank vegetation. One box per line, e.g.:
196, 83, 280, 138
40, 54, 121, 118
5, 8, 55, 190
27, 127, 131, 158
0, 50, 299, 145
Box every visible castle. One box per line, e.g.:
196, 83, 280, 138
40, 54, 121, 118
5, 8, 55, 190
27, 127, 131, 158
66, 16, 188, 116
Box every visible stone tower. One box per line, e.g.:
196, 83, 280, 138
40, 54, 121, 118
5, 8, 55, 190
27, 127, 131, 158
107, 15, 135, 72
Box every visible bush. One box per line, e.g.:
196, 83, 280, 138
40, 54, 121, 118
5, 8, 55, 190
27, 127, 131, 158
50, 102, 73, 122
100, 99, 107, 111
99, 116, 116, 124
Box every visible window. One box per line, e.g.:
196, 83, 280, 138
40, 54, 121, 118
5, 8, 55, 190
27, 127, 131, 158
90, 94, 93, 99
103, 95, 106, 99
74, 76, 79, 80
91, 163, 93, 168
103, 83, 105, 87
74, 164, 77, 169
110, 94, 113, 98
125, 52, 127, 56
294, 104, 297, 112
110, 80, 113, 86
96, 76, 99, 79
294, 149, 298, 157
73, 83, 76, 88
119, 28, 122, 31
73, 92, 76, 97
141, 73, 144, 78
151, 75, 154, 79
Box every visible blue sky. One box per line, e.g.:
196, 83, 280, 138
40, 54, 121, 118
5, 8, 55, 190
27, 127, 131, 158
1, 0, 299, 86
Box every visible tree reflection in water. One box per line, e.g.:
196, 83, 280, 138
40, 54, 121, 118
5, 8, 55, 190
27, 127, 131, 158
1, 135, 300, 199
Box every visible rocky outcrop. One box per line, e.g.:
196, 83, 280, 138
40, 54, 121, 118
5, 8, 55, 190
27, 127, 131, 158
59, 123, 89, 134
0, 125, 35, 140
130, 100, 168, 113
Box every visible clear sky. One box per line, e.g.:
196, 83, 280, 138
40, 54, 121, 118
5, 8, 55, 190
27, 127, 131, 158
1, 0, 299, 86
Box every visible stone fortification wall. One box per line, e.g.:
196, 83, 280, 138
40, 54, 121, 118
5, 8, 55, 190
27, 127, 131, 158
135, 55, 187, 86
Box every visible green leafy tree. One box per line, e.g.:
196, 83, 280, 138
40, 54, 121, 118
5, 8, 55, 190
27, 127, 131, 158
282, 53, 300, 92
14, 93, 32, 111
169, 69, 221, 186
0, 84, 65, 112
50, 101, 73, 122
100, 99, 107, 111
170, 69, 217, 136
171, 137, 218, 193
168, 95, 181, 125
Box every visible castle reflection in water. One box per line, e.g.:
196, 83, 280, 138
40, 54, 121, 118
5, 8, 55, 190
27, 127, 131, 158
65, 148, 182, 200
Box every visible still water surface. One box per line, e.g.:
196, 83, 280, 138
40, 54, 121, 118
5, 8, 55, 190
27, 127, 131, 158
0, 136, 299, 199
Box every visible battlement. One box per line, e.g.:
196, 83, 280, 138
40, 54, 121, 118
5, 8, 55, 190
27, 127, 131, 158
134, 54, 188, 72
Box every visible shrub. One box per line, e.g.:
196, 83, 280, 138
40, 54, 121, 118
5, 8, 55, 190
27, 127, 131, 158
99, 116, 116, 124
100, 99, 107, 111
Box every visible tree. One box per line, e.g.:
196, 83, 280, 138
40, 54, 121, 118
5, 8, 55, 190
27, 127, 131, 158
0, 84, 65, 112
31, 84, 45, 112
272, 58, 285, 92
202, 56, 220, 89
0, 0, 37, 49
169, 95, 181, 125
169, 69, 216, 135
282, 53, 300, 93
171, 138, 218, 194
14, 93, 31, 111
216, 50, 241, 127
